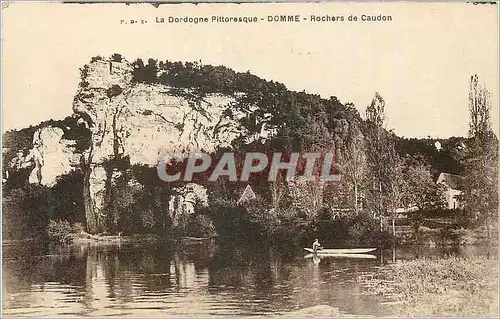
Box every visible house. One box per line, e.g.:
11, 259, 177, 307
436, 172, 464, 209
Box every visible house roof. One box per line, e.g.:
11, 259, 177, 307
237, 184, 257, 205
437, 172, 463, 190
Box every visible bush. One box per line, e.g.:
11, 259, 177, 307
46, 220, 73, 243
243, 196, 278, 237
111, 53, 123, 62
90, 56, 103, 63
348, 211, 379, 238
184, 214, 216, 238
304, 209, 395, 246
72, 222, 85, 234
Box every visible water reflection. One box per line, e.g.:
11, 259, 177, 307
2, 242, 497, 317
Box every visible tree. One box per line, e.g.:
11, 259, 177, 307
365, 92, 386, 128
382, 139, 406, 236
461, 146, 497, 235
401, 155, 445, 211
363, 93, 405, 235
363, 93, 389, 230
339, 121, 367, 214
462, 75, 498, 237
461, 75, 498, 237
131, 58, 158, 83
269, 174, 290, 215
289, 179, 325, 222
111, 53, 123, 62
468, 74, 493, 145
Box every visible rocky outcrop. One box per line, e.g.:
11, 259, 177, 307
29, 126, 81, 186
6, 126, 81, 187
74, 59, 250, 165
72, 57, 258, 233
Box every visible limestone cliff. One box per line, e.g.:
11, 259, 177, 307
29, 126, 81, 186
72, 57, 261, 233
5, 124, 83, 187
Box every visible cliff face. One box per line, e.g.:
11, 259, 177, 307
4, 56, 361, 236
74, 59, 249, 166
71, 58, 257, 233
6, 126, 81, 187
29, 126, 81, 186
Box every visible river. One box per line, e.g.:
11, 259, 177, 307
2, 241, 497, 317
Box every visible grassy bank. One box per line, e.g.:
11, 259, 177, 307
363, 256, 498, 317
398, 227, 499, 248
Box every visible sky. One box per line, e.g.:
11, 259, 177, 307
2, 2, 498, 138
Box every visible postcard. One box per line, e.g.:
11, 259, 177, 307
2, 1, 498, 317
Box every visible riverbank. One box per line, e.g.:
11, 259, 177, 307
398, 224, 498, 247
362, 255, 498, 316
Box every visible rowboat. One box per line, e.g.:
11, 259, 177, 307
304, 253, 377, 259
303, 247, 377, 254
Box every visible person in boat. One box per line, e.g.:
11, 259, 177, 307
312, 238, 322, 253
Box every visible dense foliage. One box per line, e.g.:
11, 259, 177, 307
2, 57, 497, 245
2, 171, 86, 240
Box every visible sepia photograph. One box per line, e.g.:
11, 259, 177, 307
1, 1, 499, 317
